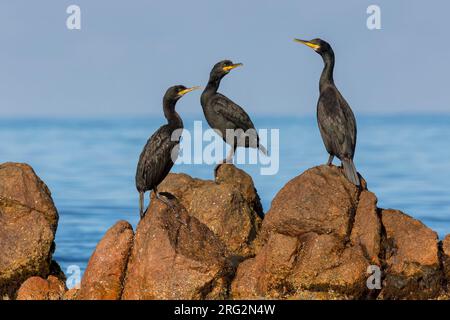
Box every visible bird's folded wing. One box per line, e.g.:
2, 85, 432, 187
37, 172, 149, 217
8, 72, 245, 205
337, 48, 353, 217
340, 95, 357, 150
140, 126, 178, 184
211, 94, 256, 131
317, 90, 347, 146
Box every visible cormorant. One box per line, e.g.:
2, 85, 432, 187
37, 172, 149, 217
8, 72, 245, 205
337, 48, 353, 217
200, 60, 267, 175
295, 38, 360, 186
135, 85, 200, 218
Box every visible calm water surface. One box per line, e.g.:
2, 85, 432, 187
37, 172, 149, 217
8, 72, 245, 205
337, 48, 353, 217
1, 115, 449, 274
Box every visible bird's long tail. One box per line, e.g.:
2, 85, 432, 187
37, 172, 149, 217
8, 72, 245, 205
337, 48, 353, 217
258, 143, 268, 156
139, 192, 144, 219
342, 158, 360, 186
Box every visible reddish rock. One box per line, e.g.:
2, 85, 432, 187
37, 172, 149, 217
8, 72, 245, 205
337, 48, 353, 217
261, 166, 361, 241
379, 210, 442, 299
0, 163, 58, 231
443, 235, 450, 290
232, 233, 369, 299
215, 164, 264, 216
231, 233, 299, 299
288, 233, 369, 297
289, 291, 350, 300
16, 276, 66, 300
78, 221, 134, 300
0, 163, 59, 299
350, 191, 382, 264
232, 166, 373, 300
122, 199, 233, 300
4, 161, 447, 301
158, 164, 262, 257
63, 288, 79, 300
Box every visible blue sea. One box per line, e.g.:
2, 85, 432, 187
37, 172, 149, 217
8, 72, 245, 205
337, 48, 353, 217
1, 115, 450, 275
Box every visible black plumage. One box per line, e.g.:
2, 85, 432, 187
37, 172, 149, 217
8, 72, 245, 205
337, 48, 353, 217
135, 85, 199, 218
295, 38, 360, 186
200, 60, 267, 174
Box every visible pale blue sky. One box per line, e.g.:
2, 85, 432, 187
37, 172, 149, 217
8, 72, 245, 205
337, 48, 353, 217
0, 0, 449, 117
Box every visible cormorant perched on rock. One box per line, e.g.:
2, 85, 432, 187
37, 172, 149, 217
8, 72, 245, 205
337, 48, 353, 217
135, 85, 200, 218
201, 60, 267, 176
295, 38, 360, 186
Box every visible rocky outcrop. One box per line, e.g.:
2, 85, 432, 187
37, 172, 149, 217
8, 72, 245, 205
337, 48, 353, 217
2, 164, 262, 300
16, 276, 66, 300
378, 210, 442, 299
77, 221, 134, 300
0, 163, 59, 299
260, 166, 363, 241
3, 162, 450, 300
0, 163, 58, 231
63, 288, 79, 300
157, 164, 263, 257
443, 235, 450, 291
350, 191, 381, 265
232, 166, 371, 299
122, 199, 234, 300
120, 165, 262, 299
231, 166, 447, 300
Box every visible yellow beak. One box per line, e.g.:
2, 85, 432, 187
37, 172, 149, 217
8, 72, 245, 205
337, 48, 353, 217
294, 39, 320, 50
178, 86, 201, 96
223, 63, 243, 72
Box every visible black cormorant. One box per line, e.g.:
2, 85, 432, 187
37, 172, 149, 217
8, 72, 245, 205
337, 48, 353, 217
295, 38, 360, 186
200, 60, 267, 175
135, 85, 200, 218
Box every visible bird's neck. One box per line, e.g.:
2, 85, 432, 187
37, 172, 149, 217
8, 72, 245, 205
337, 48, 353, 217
202, 77, 221, 103
163, 99, 183, 129
319, 50, 335, 92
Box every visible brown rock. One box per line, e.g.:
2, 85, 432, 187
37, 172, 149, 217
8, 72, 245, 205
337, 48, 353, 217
0, 163, 58, 231
350, 191, 382, 264
122, 199, 233, 300
232, 233, 369, 299
289, 291, 350, 300
63, 288, 79, 300
380, 209, 442, 299
78, 221, 134, 300
261, 166, 360, 241
231, 233, 299, 299
232, 166, 373, 300
16, 276, 66, 300
230, 259, 260, 299
443, 235, 450, 289
289, 233, 369, 297
0, 163, 59, 299
215, 164, 264, 215
157, 164, 262, 257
